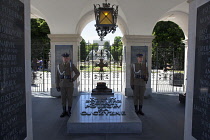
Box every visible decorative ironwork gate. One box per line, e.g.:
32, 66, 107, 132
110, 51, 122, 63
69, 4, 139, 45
151, 44, 185, 93
78, 43, 123, 93
31, 41, 51, 92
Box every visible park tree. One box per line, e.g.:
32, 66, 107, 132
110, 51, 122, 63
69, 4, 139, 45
111, 36, 123, 61
84, 42, 99, 61
92, 43, 99, 50
31, 18, 50, 63
85, 43, 99, 53
153, 21, 185, 46
152, 21, 185, 70
104, 41, 110, 50
80, 38, 87, 61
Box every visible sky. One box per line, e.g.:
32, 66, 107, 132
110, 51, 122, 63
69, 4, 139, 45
81, 20, 123, 45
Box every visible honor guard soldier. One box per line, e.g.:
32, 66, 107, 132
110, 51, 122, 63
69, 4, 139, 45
130, 53, 148, 115
56, 53, 80, 117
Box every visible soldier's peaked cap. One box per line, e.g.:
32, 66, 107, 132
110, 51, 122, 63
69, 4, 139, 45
136, 53, 143, 57
62, 52, 70, 57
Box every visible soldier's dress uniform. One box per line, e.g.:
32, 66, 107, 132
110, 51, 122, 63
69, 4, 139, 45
130, 55, 148, 115
56, 54, 80, 117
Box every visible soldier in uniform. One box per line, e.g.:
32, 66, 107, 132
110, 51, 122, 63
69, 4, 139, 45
56, 53, 80, 117
130, 53, 148, 115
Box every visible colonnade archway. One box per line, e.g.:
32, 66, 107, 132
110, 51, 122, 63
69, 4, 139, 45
78, 20, 124, 93
2, 0, 207, 139
151, 21, 186, 93
30, 9, 189, 97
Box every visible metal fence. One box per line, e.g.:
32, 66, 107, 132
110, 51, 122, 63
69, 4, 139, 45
31, 42, 51, 92
31, 42, 185, 94
151, 44, 185, 93
78, 43, 123, 93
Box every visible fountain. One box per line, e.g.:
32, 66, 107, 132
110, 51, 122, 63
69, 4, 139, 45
86, 47, 113, 63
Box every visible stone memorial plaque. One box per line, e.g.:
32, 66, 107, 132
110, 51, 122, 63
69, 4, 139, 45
131, 46, 148, 64
67, 94, 142, 133
55, 45, 73, 66
0, 0, 26, 140
192, 1, 210, 140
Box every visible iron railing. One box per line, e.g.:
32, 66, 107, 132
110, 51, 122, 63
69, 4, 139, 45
31, 42, 51, 92
151, 44, 185, 93
78, 43, 123, 93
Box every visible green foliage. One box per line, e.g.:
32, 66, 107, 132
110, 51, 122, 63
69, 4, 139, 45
111, 36, 123, 61
153, 21, 185, 46
31, 18, 50, 42
86, 43, 98, 54
92, 43, 99, 50
85, 44, 92, 55
103, 41, 110, 50
79, 37, 123, 63
80, 39, 86, 61
31, 18, 50, 62
79, 42, 100, 61
152, 21, 185, 70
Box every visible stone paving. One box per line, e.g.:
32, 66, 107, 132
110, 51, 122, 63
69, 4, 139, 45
32, 92, 185, 140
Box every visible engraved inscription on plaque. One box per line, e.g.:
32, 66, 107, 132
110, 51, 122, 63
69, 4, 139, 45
81, 97, 126, 116
192, 1, 210, 140
0, 0, 26, 140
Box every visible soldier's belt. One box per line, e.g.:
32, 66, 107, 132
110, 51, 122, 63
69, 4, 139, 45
135, 75, 146, 79
60, 75, 71, 79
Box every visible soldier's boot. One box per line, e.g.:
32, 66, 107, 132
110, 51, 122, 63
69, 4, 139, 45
67, 106, 71, 117
138, 105, 145, 116
134, 105, 138, 114
60, 106, 67, 118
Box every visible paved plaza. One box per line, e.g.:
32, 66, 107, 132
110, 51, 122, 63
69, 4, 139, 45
32, 92, 185, 140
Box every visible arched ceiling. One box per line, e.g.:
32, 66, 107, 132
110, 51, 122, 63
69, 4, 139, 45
160, 11, 189, 39
159, 1, 189, 39
31, 0, 188, 36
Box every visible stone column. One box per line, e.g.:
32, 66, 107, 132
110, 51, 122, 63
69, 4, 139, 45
184, 1, 196, 139
122, 35, 154, 97
48, 34, 82, 97
20, 0, 33, 139
183, 39, 188, 93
